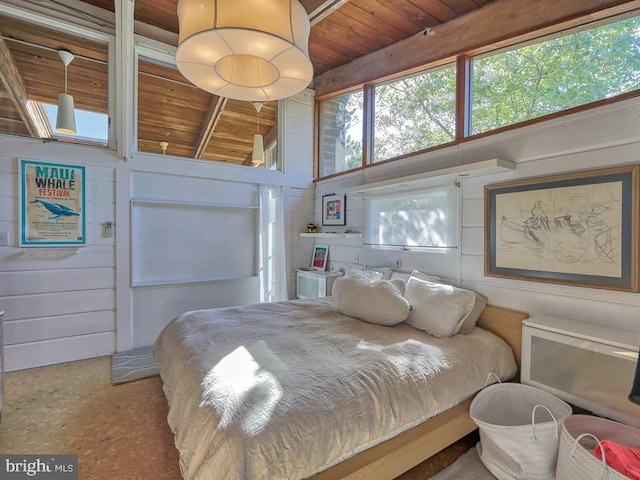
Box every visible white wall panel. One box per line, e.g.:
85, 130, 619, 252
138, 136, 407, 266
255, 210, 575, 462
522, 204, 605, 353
0, 246, 115, 271
2, 289, 114, 321
5, 332, 114, 371
0, 267, 113, 296
462, 227, 484, 256
131, 277, 259, 347
4, 311, 114, 345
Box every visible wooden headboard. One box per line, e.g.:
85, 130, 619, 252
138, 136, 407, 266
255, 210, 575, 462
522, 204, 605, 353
477, 305, 529, 370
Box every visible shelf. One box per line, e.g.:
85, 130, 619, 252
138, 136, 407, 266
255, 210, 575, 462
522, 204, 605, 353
299, 233, 363, 238
337, 158, 515, 195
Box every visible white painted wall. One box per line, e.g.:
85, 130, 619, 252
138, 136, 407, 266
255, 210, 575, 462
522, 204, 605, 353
0, 92, 315, 370
315, 98, 640, 333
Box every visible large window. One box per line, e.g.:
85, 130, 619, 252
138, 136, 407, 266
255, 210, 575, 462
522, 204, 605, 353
318, 89, 364, 177
317, 13, 640, 180
471, 16, 640, 134
373, 64, 456, 162
365, 183, 458, 250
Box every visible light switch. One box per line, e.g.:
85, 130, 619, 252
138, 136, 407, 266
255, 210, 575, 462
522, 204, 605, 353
0, 231, 9, 246
102, 222, 113, 238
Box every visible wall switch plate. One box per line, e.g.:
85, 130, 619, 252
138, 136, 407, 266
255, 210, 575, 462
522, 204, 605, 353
0, 231, 9, 246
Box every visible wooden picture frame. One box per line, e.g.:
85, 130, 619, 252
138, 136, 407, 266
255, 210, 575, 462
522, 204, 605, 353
485, 165, 639, 292
311, 245, 329, 271
322, 193, 346, 226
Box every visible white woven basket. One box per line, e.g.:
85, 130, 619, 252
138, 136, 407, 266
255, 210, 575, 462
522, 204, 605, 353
470, 382, 572, 480
556, 414, 640, 480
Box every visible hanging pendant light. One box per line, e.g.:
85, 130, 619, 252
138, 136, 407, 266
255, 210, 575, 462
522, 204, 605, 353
175, 0, 313, 102
56, 50, 77, 134
252, 102, 265, 166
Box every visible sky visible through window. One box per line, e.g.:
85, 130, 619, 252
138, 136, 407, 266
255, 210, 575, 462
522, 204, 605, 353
44, 103, 108, 143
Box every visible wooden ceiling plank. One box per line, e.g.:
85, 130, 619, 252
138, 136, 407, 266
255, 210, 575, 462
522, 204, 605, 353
192, 95, 228, 159
301, 0, 352, 26
314, 0, 640, 97
407, 0, 457, 23
0, 36, 48, 137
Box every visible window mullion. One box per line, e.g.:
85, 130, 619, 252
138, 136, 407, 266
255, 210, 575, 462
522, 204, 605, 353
362, 84, 374, 166
456, 55, 471, 140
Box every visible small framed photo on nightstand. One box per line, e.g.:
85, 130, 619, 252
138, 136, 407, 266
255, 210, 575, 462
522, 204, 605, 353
311, 245, 328, 271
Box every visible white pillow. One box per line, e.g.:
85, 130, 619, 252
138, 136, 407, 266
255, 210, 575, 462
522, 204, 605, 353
403, 277, 475, 337
390, 269, 441, 285
389, 278, 406, 295
332, 275, 410, 326
345, 264, 384, 281
458, 293, 488, 334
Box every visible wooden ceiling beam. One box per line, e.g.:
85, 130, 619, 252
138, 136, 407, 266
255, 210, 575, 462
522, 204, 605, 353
313, 0, 640, 97
192, 95, 228, 159
301, 0, 352, 26
0, 36, 49, 137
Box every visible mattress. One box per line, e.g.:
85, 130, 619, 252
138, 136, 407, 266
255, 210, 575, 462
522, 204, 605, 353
154, 297, 517, 480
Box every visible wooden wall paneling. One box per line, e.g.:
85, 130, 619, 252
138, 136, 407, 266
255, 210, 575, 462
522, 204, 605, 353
2, 289, 114, 322
0, 268, 114, 296
0, 246, 115, 272
4, 311, 114, 345
130, 171, 257, 204
5, 332, 114, 371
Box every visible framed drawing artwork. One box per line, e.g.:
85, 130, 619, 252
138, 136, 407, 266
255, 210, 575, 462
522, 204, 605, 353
322, 194, 346, 226
485, 165, 639, 292
19, 159, 86, 247
311, 245, 329, 271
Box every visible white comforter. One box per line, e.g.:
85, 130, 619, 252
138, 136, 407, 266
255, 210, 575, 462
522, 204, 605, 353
154, 297, 517, 480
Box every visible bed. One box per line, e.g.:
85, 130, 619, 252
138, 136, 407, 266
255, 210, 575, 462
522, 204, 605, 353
154, 294, 527, 480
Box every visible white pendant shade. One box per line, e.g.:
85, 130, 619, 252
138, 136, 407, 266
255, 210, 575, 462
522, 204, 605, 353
176, 0, 313, 101
56, 92, 76, 134
252, 133, 265, 165
56, 50, 77, 135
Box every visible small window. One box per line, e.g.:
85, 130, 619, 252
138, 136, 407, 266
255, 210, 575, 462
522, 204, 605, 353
44, 104, 109, 145
471, 15, 640, 135
365, 183, 458, 250
318, 89, 364, 177
373, 64, 456, 162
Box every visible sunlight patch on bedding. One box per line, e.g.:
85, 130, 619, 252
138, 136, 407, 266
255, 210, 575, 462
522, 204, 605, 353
201, 341, 285, 435
357, 339, 450, 377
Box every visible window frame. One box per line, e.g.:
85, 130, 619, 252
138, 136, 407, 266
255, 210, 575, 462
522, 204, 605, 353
316, 12, 640, 181
0, 4, 116, 149
364, 182, 460, 252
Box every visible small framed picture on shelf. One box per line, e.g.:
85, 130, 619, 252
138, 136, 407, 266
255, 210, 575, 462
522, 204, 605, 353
311, 245, 329, 271
322, 193, 346, 226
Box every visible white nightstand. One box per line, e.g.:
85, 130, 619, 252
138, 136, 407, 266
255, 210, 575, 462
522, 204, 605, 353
296, 269, 342, 299
522, 315, 640, 428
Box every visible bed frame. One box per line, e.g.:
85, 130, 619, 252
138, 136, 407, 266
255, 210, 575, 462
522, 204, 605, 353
310, 305, 528, 480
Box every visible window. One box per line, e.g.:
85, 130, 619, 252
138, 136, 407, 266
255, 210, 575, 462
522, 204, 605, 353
0, 13, 111, 147
317, 13, 640, 180
470, 16, 640, 135
373, 64, 456, 162
136, 55, 279, 168
365, 183, 458, 250
44, 104, 108, 145
318, 89, 363, 177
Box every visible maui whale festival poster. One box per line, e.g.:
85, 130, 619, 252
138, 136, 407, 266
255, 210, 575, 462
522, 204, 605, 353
19, 159, 86, 246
